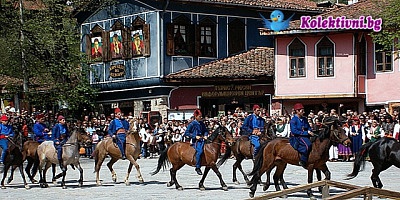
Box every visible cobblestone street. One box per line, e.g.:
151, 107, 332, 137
0, 157, 399, 200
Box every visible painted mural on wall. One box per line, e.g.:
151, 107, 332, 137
110, 30, 123, 59
131, 29, 144, 56
91, 36, 103, 60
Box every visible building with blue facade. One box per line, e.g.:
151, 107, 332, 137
77, 0, 325, 118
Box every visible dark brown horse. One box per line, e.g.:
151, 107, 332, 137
347, 137, 400, 188
0, 133, 30, 189
217, 123, 275, 185
248, 117, 351, 198
151, 126, 235, 191
93, 124, 143, 186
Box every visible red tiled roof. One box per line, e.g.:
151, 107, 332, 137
164, 47, 274, 80
174, 0, 325, 11
260, 0, 383, 35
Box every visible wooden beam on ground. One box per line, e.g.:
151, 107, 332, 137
251, 180, 328, 199
325, 180, 361, 190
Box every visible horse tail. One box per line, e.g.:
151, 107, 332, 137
150, 145, 171, 176
216, 145, 232, 168
346, 142, 373, 179
248, 142, 267, 177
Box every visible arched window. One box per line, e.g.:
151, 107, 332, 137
317, 37, 334, 77
288, 38, 305, 78
198, 18, 216, 57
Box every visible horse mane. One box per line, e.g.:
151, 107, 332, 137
206, 126, 220, 143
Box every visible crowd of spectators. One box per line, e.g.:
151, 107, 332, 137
1, 105, 399, 161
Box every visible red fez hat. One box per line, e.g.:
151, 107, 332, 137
1, 115, 8, 121
36, 114, 44, 120
114, 108, 121, 113
57, 115, 65, 121
252, 104, 260, 110
352, 116, 359, 121
293, 103, 304, 110
193, 109, 202, 117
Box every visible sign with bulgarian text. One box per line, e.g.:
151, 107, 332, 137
202, 85, 264, 97
300, 16, 382, 32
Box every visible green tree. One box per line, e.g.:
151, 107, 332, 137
370, 0, 400, 60
0, 0, 98, 115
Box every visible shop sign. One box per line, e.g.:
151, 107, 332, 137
202, 85, 264, 97
110, 64, 125, 78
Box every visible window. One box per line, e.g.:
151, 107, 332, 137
375, 43, 392, 72
288, 38, 305, 78
131, 16, 151, 57
228, 19, 245, 55
357, 35, 367, 75
85, 24, 106, 63
166, 15, 195, 56
198, 18, 216, 57
317, 37, 334, 77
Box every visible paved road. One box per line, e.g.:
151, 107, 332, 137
0, 157, 399, 200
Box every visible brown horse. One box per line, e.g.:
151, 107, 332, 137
0, 133, 30, 189
248, 117, 351, 198
37, 129, 89, 189
217, 124, 274, 185
150, 126, 235, 191
93, 125, 143, 186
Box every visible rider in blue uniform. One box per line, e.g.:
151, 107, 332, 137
52, 115, 69, 169
0, 115, 14, 173
184, 109, 209, 175
242, 104, 265, 159
108, 108, 129, 160
289, 103, 314, 169
33, 114, 51, 144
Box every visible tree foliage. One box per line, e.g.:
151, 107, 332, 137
370, 0, 400, 60
0, 0, 98, 114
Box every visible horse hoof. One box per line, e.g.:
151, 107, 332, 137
7, 179, 12, 184
309, 196, 316, 200
78, 182, 83, 187
31, 179, 38, 184
62, 185, 67, 189
52, 181, 57, 185
167, 182, 173, 187
263, 185, 269, 191
222, 186, 228, 191
138, 179, 144, 183
249, 192, 255, 198
199, 187, 205, 191
234, 181, 240, 185
96, 181, 102, 186
177, 187, 183, 191
25, 185, 30, 190
125, 181, 130, 186
1, 186, 6, 189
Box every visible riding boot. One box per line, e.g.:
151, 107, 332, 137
195, 168, 202, 175
122, 142, 127, 160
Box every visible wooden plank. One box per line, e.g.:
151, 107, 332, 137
324, 187, 369, 200
325, 180, 361, 190
252, 181, 327, 200
368, 187, 400, 199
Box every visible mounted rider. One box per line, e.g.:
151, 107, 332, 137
52, 115, 69, 169
33, 114, 51, 144
289, 103, 314, 169
108, 108, 129, 160
241, 104, 265, 158
0, 115, 14, 173
184, 109, 209, 175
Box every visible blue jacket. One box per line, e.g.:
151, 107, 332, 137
33, 122, 51, 142
108, 118, 130, 137
242, 114, 265, 134
0, 123, 14, 139
184, 120, 209, 143
290, 115, 312, 136
51, 123, 69, 142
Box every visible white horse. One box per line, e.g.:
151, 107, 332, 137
37, 129, 89, 189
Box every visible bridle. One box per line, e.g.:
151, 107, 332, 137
329, 125, 349, 144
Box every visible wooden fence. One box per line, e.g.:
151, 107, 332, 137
250, 180, 400, 200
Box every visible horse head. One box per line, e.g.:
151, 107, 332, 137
322, 117, 351, 146
206, 126, 234, 146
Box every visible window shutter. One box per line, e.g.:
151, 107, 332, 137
85, 34, 92, 61
166, 23, 175, 56
102, 31, 111, 62
187, 24, 195, 55
194, 25, 200, 56
122, 27, 131, 59
143, 24, 151, 57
